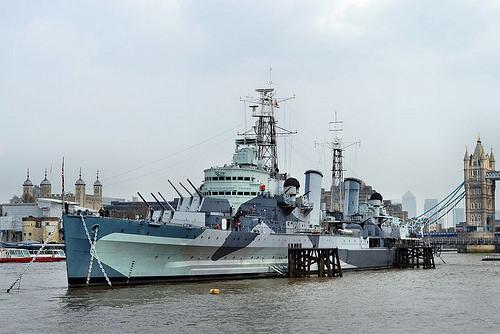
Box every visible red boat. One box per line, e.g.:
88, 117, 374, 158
0, 248, 66, 263
0, 248, 32, 263
29, 249, 66, 262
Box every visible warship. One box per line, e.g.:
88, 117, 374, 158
63, 87, 408, 287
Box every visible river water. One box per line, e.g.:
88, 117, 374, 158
1, 253, 499, 334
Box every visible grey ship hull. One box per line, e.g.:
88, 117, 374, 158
64, 214, 395, 287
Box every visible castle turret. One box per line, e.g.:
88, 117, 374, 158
40, 168, 52, 198
22, 169, 34, 202
93, 170, 102, 197
490, 149, 495, 170
75, 168, 86, 207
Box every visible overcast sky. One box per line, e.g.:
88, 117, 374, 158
2, 0, 500, 216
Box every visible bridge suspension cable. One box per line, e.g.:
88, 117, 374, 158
423, 191, 465, 228
412, 182, 464, 220
406, 182, 465, 232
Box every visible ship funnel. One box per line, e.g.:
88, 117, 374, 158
343, 178, 361, 218
304, 170, 323, 228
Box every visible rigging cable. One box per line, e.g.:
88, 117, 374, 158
102, 122, 242, 182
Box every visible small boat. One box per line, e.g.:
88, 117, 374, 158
0, 248, 32, 263
481, 255, 500, 261
0, 247, 66, 263
29, 249, 66, 262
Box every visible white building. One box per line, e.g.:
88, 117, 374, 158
0, 198, 80, 242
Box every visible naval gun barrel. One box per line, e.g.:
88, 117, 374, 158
187, 178, 203, 198
157, 192, 176, 212
179, 182, 193, 198
168, 179, 183, 199
150, 193, 165, 222
137, 192, 154, 221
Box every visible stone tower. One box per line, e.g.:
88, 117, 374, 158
75, 169, 86, 207
93, 170, 103, 204
40, 168, 52, 198
22, 169, 34, 202
464, 137, 496, 232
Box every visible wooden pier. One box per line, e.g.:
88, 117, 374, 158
288, 245, 342, 278
394, 242, 435, 269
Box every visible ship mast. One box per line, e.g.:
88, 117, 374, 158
240, 85, 295, 177
327, 113, 360, 213
330, 113, 344, 212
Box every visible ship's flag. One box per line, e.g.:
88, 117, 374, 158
274, 99, 279, 108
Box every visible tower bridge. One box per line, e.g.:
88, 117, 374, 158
408, 137, 500, 253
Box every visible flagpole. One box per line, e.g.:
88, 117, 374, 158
61, 157, 65, 210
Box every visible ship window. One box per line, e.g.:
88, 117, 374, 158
237, 192, 243, 195
225, 192, 231, 195
225, 177, 231, 180
251, 192, 257, 196
244, 192, 250, 196
232, 191, 237, 195
29, 232, 32, 236
244, 177, 250, 181
238, 177, 243, 180
232, 177, 237, 180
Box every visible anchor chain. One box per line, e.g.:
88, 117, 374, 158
85, 225, 99, 285
80, 215, 112, 287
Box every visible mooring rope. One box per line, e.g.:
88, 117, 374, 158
6, 231, 54, 293
79, 215, 112, 287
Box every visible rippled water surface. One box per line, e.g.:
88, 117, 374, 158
1, 253, 500, 334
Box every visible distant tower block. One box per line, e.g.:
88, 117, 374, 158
402, 191, 417, 219
463, 136, 496, 232
40, 168, 52, 198
75, 168, 86, 207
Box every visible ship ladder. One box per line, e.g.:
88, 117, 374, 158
80, 215, 112, 287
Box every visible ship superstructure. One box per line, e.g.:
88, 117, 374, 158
201, 88, 295, 212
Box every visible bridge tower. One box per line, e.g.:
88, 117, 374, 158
463, 136, 496, 233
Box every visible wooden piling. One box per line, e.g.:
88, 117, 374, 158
394, 243, 435, 269
288, 246, 342, 278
